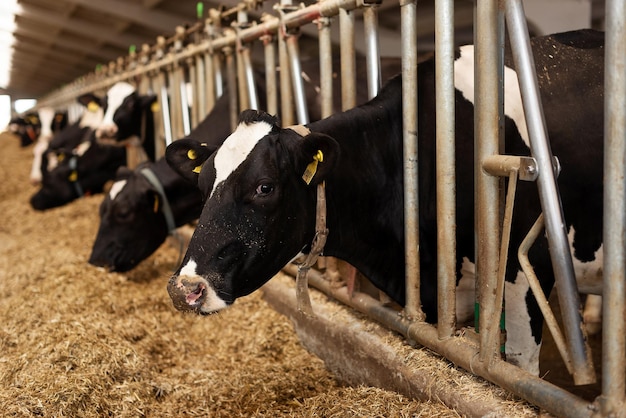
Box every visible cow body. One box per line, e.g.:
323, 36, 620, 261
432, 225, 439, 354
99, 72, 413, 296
165, 30, 605, 375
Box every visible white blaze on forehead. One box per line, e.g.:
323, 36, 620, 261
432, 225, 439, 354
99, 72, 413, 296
109, 179, 128, 200
177, 259, 228, 313
211, 120, 273, 197
100, 81, 136, 127
454, 45, 530, 147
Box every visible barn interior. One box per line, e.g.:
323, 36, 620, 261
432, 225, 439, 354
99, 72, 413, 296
0, 0, 621, 417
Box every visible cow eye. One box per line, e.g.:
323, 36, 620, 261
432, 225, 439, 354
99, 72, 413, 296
255, 182, 274, 196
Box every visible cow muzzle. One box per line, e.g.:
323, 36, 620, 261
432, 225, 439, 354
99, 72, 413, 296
167, 274, 228, 315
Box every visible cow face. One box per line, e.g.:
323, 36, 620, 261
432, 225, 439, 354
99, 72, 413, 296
30, 138, 126, 211
89, 165, 167, 272
165, 110, 338, 314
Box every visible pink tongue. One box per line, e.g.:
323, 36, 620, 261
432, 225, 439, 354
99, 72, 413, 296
186, 284, 206, 305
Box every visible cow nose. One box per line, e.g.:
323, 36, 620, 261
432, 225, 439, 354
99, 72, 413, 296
96, 124, 118, 139
167, 276, 207, 313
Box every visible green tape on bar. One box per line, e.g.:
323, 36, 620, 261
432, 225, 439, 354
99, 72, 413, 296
197, 2, 204, 19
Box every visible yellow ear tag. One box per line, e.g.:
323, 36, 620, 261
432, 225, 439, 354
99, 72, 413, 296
151, 102, 160, 113
68, 171, 78, 182
192, 165, 202, 173
153, 194, 160, 213
302, 150, 324, 185
87, 101, 100, 112
187, 149, 197, 160
58, 153, 65, 162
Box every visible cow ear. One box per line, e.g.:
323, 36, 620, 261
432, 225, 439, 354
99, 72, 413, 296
166, 138, 215, 185
296, 132, 339, 186
77, 93, 103, 111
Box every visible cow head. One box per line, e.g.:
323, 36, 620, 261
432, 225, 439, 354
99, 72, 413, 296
165, 109, 338, 314
88, 164, 168, 271
30, 137, 126, 210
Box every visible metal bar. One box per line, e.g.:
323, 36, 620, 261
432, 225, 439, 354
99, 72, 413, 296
518, 215, 574, 375
601, 0, 626, 414
204, 52, 217, 114
224, 45, 238, 131
504, 0, 595, 386
400, 0, 422, 320
434, 0, 456, 339
282, 264, 594, 418
157, 72, 173, 146
179, 67, 191, 136
188, 57, 198, 129
285, 32, 309, 124
278, 23, 295, 126
362, 1, 381, 99
237, 43, 250, 111
242, 47, 259, 110
194, 54, 206, 122
474, 0, 504, 365
262, 31, 278, 116
317, 16, 334, 119
339, 7, 356, 110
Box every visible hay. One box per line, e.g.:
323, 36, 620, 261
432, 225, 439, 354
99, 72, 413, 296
0, 132, 460, 417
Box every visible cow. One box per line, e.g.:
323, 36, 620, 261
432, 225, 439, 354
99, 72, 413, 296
95, 81, 157, 162
88, 56, 404, 272
29, 83, 157, 210
163, 29, 605, 376
30, 96, 102, 185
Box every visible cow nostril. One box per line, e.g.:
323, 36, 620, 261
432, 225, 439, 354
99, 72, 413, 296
186, 283, 206, 306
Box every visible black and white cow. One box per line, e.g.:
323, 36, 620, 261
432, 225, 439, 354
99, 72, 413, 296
95, 81, 157, 162
29, 83, 157, 210
30, 95, 104, 185
164, 29, 605, 375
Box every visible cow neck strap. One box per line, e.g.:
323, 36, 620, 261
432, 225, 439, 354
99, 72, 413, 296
295, 181, 328, 316
140, 167, 176, 234
68, 155, 84, 197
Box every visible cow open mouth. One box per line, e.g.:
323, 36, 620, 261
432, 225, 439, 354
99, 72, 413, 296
186, 283, 206, 306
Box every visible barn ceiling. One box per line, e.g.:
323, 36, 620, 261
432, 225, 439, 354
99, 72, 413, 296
2, 0, 478, 102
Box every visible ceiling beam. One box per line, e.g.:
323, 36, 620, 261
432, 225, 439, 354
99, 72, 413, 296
16, 4, 149, 50
61, 0, 191, 33
13, 26, 120, 61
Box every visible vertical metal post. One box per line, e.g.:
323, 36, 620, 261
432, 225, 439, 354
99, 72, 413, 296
195, 54, 206, 120
204, 51, 217, 114
400, 0, 422, 320
224, 44, 238, 131
318, 15, 334, 118
285, 32, 309, 124
504, 0, 595, 385
601, 0, 626, 414
362, 0, 381, 99
179, 67, 191, 136
157, 71, 173, 146
435, 0, 456, 339
278, 0, 295, 126
474, 0, 504, 364
188, 56, 198, 128
339, 7, 356, 110
262, 29, 278, 116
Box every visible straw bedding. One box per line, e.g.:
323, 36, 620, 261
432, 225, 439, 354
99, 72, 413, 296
0, 131, 537, 417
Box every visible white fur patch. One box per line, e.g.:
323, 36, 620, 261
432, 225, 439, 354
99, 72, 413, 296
99, 82, 136, 129
37, 107, 55, 139
108, 179, 128, 201
454, 45, 530, 147
75, 141, 91, 156
211, 120, 273, 197
504, 270, 540, 375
